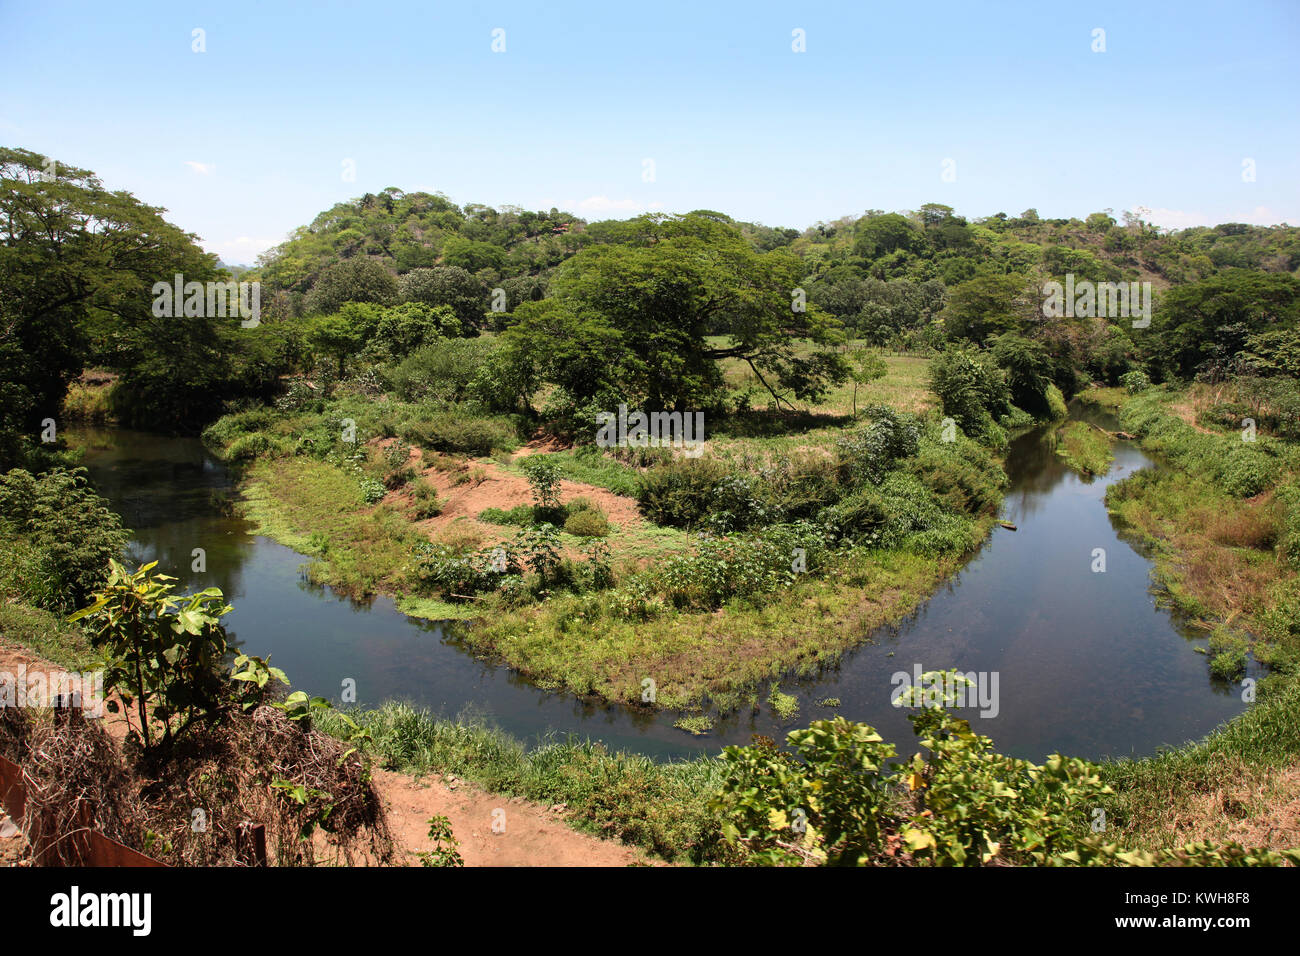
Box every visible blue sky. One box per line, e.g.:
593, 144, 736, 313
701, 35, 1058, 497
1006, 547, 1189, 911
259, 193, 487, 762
2, 0, 1296, 264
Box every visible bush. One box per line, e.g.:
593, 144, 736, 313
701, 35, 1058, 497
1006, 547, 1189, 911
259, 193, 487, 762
712, 684, 1300, 867
908, 431, 1006, 517
1219, 446, 1280, 498
383, 466, 415, 490
0, 468, 130, 613
1120, 369, 1151, 394
835, 406, 921, 486
411, 479, 442, 519
564, 510, 610, 537
928, 346, 1012, 444
478, 505, 535, 526
399, 412, 517, 457
636, 458, 732, 529
387, 338, 499, 404
520, 455, 563, 509
414, 542, 518, 599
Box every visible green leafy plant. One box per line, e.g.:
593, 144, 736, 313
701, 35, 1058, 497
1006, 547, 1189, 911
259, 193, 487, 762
69, 559, 232, 753
520, 455, 564, 510
418, 814, 464, 867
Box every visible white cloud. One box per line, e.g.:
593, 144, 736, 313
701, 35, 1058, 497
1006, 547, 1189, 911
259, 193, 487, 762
1139, 204, 1295, 231
184, 160, 216, 175
205, 236, 278, 265
1139, 206, 1209, 230
1239, 205, 1294, 226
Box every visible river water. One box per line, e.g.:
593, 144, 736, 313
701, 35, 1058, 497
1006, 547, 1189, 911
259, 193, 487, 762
68, 409, 1248, 762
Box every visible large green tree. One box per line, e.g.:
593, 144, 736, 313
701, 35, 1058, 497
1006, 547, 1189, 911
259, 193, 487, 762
1148, 270, 1300, 379
0, 148, 221, 460
511, 213, 846, 412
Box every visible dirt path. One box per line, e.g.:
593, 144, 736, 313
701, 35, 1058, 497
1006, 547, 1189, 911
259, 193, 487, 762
380, 438, 647, 536
0, 636, 654, 867
374, 769, 650, 867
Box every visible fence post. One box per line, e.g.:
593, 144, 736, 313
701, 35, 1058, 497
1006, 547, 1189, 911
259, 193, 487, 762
236, 821, 268, 867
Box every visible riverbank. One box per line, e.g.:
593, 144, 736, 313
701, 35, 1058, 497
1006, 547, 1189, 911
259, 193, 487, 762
202, 370, 1008, 717
1101, 386, 1300, 674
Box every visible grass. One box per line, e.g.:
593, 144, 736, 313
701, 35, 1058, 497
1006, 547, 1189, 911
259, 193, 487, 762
1074, 386, 1127, 412
60, 379, 115, 423
206, 357, 1003, 721
315, 701, 728, 863
1105, 388, 1300, 670
519, 448, 642, 496
0, 601, 98, 670
239, 458, 427, 599
713, 342, 937, 418
1099, 669, 1300, 852
1055, 421, 1114, 477
464, 540, 979, 712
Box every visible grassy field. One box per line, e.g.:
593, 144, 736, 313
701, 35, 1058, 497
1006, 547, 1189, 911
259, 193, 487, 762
464, 540, 980, 711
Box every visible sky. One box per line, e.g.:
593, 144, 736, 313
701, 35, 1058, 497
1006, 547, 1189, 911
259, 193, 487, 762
2, 0, 1297, 264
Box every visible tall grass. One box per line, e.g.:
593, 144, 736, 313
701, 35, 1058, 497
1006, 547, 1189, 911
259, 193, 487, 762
317, 702, 726, 862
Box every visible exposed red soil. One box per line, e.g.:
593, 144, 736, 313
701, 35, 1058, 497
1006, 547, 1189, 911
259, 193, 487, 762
0, 636, 654, 867
377, 438, 646, 538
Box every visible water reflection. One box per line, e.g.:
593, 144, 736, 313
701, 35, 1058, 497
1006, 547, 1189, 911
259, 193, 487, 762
67, 414, 1247, 763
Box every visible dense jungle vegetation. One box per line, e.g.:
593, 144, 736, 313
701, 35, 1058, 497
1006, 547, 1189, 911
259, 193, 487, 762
4, 143, 1300, 866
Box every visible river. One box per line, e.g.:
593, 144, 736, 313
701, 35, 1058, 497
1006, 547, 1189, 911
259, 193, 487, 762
68, 407, 1249, 762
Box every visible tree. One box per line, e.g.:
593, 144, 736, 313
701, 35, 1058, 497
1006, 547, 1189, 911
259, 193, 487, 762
1149, 270, 1300, 379
304, 257, 398, 314
990, 332, 1055, 418
845, 347, 887, 418
942, 274, 1030, 343
309, 303, 379, 376
854, 213, 927, 260
371, 302, 459, 358
0, 147, 220, 460
530, 213, 847, 411
399, 265, 487, 331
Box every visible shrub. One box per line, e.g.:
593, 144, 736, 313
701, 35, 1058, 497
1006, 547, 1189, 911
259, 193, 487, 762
835, 406, 921, 486
564, 510, 610, 537
383, 465, 415, 490
478, 505, 535, 526
411, 479, 442, 519
908, 431, 1006, 517
928, 346, 1012, 444
226, 431, 282, 461
359, 477, 387, 504
1219, 446, 1279, 498
1210, 650, 1248, 680
1277, 479, 1300, 568
387, 338, 499, 404
712, 680, 1300, 867
1120, 369, 1151, 394
0, 468, 130, 613
636, 458, 732, 529
520, 455, 563, 509
414, 542, 517, 599
399, 412, 517, 457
